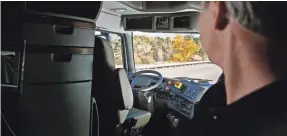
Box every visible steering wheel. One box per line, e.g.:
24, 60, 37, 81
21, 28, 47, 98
129, 70, 163, 92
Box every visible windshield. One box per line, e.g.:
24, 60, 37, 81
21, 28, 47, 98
133, 32, 222, 83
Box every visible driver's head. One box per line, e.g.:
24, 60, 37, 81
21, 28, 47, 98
199, 2, 287, 77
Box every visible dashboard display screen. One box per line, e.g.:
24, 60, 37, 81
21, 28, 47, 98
173, 81, 187, 93
174, 81, 182, 89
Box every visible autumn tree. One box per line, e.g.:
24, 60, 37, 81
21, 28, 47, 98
133, 35, 156, 64
170, 35, 200, 62
132, 33, 205, 64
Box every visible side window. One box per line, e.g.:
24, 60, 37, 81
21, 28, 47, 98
1, 51, 18, 86
109, 33, 123, 68
95, 31, 124, 68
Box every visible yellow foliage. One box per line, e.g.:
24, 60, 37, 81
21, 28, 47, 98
170, 35, 200, 62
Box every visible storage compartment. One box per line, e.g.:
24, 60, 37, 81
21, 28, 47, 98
125, 17, 153, 30
22, 23, 95, 47
24, 53, 93, 84
173, 16, 191, 29
19, 82, 92, 136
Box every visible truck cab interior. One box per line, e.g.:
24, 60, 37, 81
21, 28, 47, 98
2, 1, 223, 136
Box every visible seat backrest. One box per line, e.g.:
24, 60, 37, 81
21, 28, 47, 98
92, 37, 133, 136
114, 68, 134, 124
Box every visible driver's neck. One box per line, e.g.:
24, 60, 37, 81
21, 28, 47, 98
223, 29, 276, 105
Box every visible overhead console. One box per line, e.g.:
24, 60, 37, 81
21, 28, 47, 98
122, 12, 200, 32
119, 1, 202, 12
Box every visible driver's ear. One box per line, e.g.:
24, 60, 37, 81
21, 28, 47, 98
213, 1, 229, 30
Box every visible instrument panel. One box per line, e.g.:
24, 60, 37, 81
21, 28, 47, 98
155, 79, 209, 102
155, 78, 212, 119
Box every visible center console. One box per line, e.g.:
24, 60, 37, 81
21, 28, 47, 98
167, 95, 195, 119
155, 78, 211, 119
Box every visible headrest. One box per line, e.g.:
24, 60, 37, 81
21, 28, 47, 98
94, 37, 115, 70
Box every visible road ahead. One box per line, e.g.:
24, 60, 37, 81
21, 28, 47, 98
143, 64, 223, 84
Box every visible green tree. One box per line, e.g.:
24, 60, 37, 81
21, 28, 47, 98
184, 35, 193, 40
133, 35, 157, 64
193, 37, 200, 45
193, 37, 208, 59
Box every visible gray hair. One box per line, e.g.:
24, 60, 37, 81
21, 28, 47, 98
225, 2, 261, 34
204, 1, 287, 39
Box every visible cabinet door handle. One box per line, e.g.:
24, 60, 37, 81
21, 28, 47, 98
51, 53, 72, 62
54, 25, 74, 35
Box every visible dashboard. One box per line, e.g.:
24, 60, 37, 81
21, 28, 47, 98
154, 78, 212, 119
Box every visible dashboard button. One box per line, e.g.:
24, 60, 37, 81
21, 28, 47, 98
165, 86, 170, 91
192, 93, 196, 96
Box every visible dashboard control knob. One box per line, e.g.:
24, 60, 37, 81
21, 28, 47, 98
171, 118, 180, 128
166, 113, 175, 122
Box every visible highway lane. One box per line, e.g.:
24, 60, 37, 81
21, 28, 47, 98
137, 63, 223, 84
